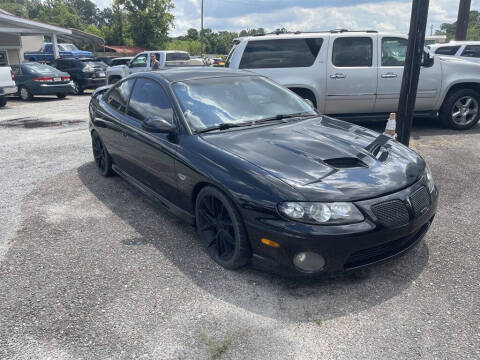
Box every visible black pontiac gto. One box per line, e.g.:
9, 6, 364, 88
88, 68, 438, 276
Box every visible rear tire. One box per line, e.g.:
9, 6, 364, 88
56, 93, 67, 99
195, 186, 251, 270
19, 86, 33, 101
439, 88, 480, 130
91, 131, 114, 177
0, 96, 6, 108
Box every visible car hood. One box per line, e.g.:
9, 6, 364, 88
202, 116, 425, 201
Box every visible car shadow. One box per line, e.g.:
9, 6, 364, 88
77, 162, 430, 323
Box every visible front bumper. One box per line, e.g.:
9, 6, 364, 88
79, 77, 107, 89
244, 182, 438, 277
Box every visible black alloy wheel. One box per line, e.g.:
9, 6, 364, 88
91, 131, 113, 177
195, 187, 251, 269
72, 80, 84, 95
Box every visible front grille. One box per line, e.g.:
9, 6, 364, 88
344, 223, 430, 269
371, 200, 410, 228
410, 186, 431, 217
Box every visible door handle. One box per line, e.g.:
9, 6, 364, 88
330, 73, 346, 79
381, 73, 398, 78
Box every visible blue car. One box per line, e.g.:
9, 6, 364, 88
24, 43, 93, 63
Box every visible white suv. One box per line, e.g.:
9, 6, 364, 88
428, 41, 480, 63
226, 30, 480, 129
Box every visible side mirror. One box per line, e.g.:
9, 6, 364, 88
304, 98, 315, 109
422, 51, 434, 67
141, 117, 174, 133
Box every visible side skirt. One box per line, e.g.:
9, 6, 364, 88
112, 164, 196, 226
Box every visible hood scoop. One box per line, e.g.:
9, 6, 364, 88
323, 157, 367, 169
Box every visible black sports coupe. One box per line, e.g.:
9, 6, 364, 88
88, 68, 438, 276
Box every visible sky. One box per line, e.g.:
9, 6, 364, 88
93, 0, 480, 37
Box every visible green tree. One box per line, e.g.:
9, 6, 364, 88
436, 10, 480, 41
166, 39, 202, 55
187, 28, 199, 41
36, 0, 83, 29
117, 0, 174, 49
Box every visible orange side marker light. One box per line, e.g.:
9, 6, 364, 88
261, 238, 280, 248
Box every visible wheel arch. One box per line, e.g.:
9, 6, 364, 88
288, 87, 318, 108
440, 82, 480, 110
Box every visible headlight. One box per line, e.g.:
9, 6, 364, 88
82, 66, 94, 73
424, 165, 435, 193
278, 202, 364, 225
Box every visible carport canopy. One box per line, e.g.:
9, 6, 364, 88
57, 28, 104, 51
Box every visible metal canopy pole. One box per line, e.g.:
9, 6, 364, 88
396, 0, 429, 146
455, 0, 471, 41
200, 0, 204, 56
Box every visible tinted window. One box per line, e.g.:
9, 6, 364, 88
239, 38, 323, 69
382, 37, 408, 66
112, 58, 131, 66
461, 45, 480, 58
166, 52, 189, 61
435, 46, 460, 55
106, 79, 135, 113
332, 37, 373, 67
127, 78, 173, 123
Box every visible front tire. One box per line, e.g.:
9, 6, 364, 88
91, 131, 114, 177
0, 96, 6, 107
19, 86, 33, 101
56, 93, 67, 99
195, 186, 251, 269
72, 81, 84, 95
440, 88, 480, 130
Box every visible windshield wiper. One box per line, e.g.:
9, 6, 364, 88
253, 112, 317, 124
195, 121, 253, 134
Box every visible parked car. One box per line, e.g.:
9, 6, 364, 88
54, 58, 107, 95
109, 57, 133, 67
106, 51, 191, 84
88, 68, 438, 276
0, 66, 17, 107
10, 62, 72, 100
95, 56, 117, 66
24, 43, 93, 63
211, 57, 226, 67
227, 30, 480, 130
428, 41, 480, 63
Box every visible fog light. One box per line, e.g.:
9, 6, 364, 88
293, 252, 325, 273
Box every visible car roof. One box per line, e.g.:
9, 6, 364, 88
235, 31, 405, 42
140, 67, 255, 83
430, 41, 480, 48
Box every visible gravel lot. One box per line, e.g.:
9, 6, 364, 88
1, 94, 479, 360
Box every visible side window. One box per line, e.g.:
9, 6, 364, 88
44, 44, 52, 53
106, 79, 135, 113
435, 46, 460, 55
239, 38, 323, 69
461, 45, 480, 58
332, 37, 373, 67
130, 54, 147, 68
126, 78, 173, 123
381, 37, 408, 66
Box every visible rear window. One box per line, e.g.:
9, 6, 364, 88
166, 52, 190, 61
239, 38, 324, 69
332, 37, 373, 67
435, 46, 460, 55
461, 45, 480, 58
24, 63, 56, 74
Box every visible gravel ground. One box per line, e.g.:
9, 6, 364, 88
0, 95, 479, 359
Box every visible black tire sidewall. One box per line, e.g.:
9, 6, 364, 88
91, 131, 113, 177
440, 89, 480, 130
0, 97, 6, 107
73, 81, 83, 95
19, 86, 32, 101
195, 186, 251, 269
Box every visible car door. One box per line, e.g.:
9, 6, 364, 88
96, 78, 136, 170
325, 35, 377, 114
122, 77, 178, 203
128, 53, 148, 74
11, 65, 25, 88
375, 36, 442, 113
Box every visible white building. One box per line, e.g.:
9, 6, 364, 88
0, 9, 71, 66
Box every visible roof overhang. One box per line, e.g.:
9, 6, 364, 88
0, 9, 71, 35
57, 28, 104, 48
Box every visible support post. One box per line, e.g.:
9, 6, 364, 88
200, 0, 204, 57
396, 0, 429, 146
455, 0, 471, 41
52, 33, 59, 60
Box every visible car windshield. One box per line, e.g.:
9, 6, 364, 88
59, 44, 79, 51
172, 76, 316, 131
24, 63, 57, 74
